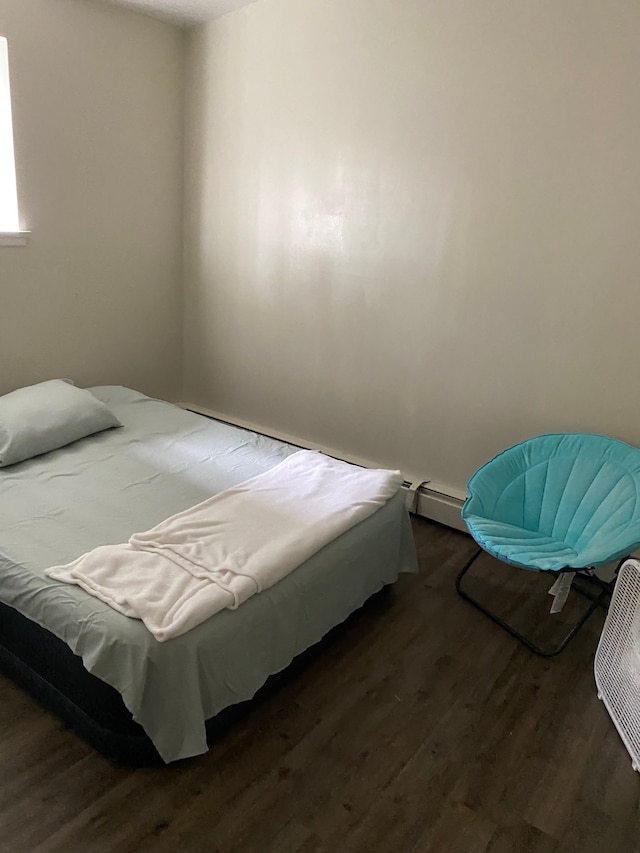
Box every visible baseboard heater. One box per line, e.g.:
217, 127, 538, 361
181, 402, 467, 533
402, 481, 467, 532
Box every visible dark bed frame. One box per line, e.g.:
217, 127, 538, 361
0, 588, 393, 766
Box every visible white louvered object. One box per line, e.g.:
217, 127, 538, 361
594, 559, 640, 772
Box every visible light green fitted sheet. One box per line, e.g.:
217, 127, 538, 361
0, 387, 418, 762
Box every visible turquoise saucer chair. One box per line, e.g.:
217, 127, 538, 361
458, 433, 640, 656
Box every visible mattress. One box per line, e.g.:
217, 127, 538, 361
0, 387, 418, 762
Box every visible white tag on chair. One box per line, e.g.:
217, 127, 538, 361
548, 572, 575, 613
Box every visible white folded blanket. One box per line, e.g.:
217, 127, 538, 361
46, 450, 403, 641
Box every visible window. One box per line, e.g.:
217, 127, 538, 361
0, 36, 26, 245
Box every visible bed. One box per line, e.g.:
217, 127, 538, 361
0, 385, 418, 764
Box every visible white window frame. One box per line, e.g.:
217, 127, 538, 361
0, 36, 28, 246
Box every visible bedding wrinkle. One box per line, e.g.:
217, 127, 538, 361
122, 472, 164, 489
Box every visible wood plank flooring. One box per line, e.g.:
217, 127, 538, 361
0, 517, 638, 852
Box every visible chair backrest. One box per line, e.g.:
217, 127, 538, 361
464, 433, 640, 552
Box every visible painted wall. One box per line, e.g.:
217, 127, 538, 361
0, 0, 184, 400
184, 0, 640, 493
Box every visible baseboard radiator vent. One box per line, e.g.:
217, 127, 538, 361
181, 402, 467, 533
401, 481, 467, 532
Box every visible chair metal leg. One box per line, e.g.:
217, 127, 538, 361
455, 549, 610, 658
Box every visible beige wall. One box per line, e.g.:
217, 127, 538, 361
184, 0, 640, 493
0, 0, 184, 400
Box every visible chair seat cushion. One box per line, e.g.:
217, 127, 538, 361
464, 515, 579, 571
463, 433, 640, 571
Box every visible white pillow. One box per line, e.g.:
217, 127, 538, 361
0, 379, 121, 467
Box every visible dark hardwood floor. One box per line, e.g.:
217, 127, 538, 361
0, 517, 638, 852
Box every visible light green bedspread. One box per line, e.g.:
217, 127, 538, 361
0, 387, 418, 762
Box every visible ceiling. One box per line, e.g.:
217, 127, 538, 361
99, 0, 259, 27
